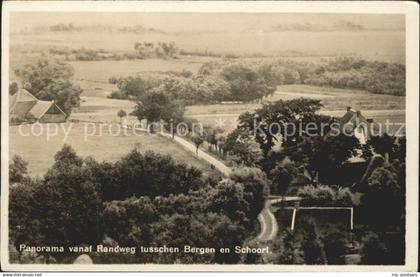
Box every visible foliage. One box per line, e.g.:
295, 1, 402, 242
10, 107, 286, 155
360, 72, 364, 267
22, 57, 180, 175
10, 147, 103, 261
225, 130, 263, 167
103, 196, 157, 247
235, 98, 326, 158
14, 59, 82, 114
297, 185, 360, 207
359, 163, 404, 230
117, 110, 127, 122
208, 180, 250, 224
9, 155, 29, 184
360, 232, 388, 264
285, 134, 360, 185
270, 230, 305, 264
304, 57, 405, 96
134, 41, 179, 59
94, 149, 204, 200
322, 230, 349, 264
10, 145, 265, 264
229, 167, 269, 221
300, 219, 327, 264
269, 159, 299, 195
132, 89, 185, 129
9, 82, 18, 95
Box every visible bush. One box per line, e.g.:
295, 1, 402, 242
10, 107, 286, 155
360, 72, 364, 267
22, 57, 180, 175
297, 185, 359, 206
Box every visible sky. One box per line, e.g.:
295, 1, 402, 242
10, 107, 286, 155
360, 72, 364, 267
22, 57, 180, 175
10, 12, 405, 33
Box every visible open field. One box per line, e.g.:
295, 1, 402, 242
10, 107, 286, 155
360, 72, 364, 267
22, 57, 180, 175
10, 123, 218, 178
71, 96, 136, 122
70, 84, 405, 135
185, 84, 406, 133
68, 57, 214, 98
11, 29, 405, 63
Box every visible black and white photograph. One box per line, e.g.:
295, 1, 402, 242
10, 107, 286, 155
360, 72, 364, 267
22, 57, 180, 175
1, 1, 418, 272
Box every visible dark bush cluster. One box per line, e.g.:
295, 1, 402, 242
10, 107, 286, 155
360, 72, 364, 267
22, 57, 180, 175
9, 146, 268, 264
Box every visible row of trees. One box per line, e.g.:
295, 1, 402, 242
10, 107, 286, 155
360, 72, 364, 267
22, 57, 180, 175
305, 57, 405, 96
109, 57, 405, 107
134, 41, 179, 59
108, 64, 276, 104
9, 145, 268, 264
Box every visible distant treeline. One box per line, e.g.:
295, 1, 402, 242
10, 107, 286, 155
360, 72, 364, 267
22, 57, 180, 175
48, 41, 179, 61
29, 23, 164, 34
108, 57, 405, 103
266, 20, 365, 32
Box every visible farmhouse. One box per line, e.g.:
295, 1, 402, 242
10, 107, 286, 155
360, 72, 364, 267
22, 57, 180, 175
339, 107, 373, 145
334, 107, 376, 186
9, 88, 67, 123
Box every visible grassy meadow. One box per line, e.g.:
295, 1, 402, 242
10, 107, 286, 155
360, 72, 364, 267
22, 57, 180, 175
10, 123, 218, 178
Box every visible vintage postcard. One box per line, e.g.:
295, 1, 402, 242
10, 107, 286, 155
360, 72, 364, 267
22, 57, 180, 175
1, 1, 418, 272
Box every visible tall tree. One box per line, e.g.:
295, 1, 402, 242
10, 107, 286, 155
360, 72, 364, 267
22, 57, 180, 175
117, 109, 127, 124
301, 219, 327, 265
9, 155, 29, 184
368, 134, 397, 162
14, 59, 83, 114
229, 167, 269, 221
285, 134, 360, 185
270, 159, 299, 195
9, 82, 18, 95
235, 98, 328, 158
132, 90, 184, 133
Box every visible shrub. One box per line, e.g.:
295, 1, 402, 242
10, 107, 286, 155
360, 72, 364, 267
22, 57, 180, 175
297, 185, 359, 206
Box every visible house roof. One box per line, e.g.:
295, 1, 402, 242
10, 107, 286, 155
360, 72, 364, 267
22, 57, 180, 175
9, 88, 38, 110
340, 109, 368, 127
29, 100, 54, 119
9, 88, 67, 120
339, 109, 356, 126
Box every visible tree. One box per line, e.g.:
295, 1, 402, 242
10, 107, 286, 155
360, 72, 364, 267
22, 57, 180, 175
95, 149, 204, 200
360, 232, 388, 264
103, 196, 157, 247
10, 146, 104, 261
14, 59, 83, 114
9, 82, 18, 95
117, 109, 127, 124
322, 230, 349, 264
368, 134, 396, 162
220, 62, 276, 102
9, 179, 43, 251
208, 180, 249, 223
132, 90, 184, 133
360, 164, 403, 229
285, 134, 360, 185
235, 98, 327, 159
9, 155, 29, 184
271, 230, 304, 264
35, 167, 103, 261
229, 167, 269, 221
224, 130, 263, 167
301, 219, 327, 265
51, 144, 83, 170
270, 159, 299, 195
150, 213, 215, 263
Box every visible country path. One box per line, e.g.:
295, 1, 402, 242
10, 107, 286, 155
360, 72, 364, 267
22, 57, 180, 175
124, 125, 287, 242
256, 196, 302, 242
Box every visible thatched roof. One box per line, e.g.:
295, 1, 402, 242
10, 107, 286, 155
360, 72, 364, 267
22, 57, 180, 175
9, 88, 66, 120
